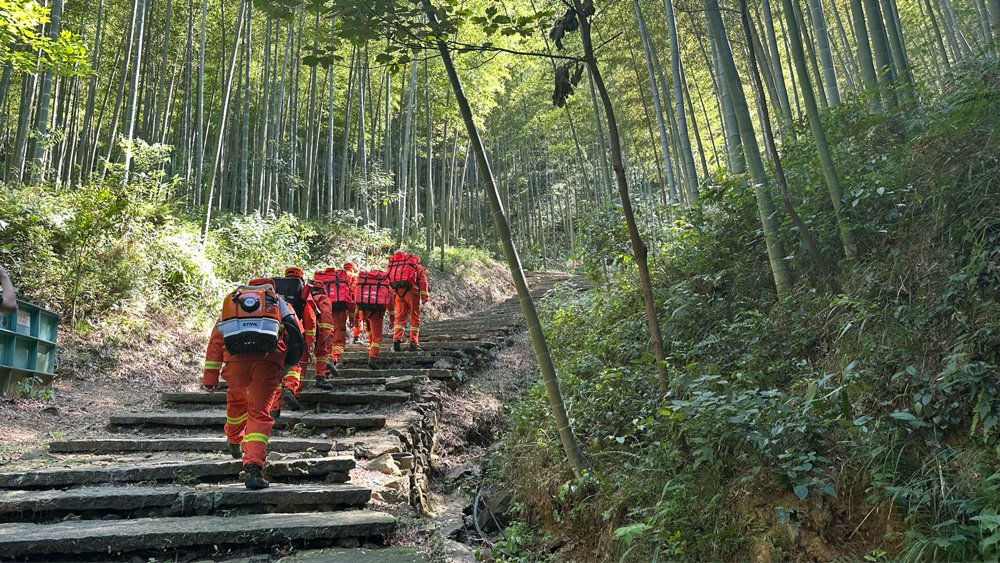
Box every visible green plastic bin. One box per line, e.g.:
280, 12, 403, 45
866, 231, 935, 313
0, 298, 60, 398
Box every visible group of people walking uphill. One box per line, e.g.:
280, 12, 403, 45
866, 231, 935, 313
201, 251, 430, 490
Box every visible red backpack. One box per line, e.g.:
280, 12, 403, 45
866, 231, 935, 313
314, 268, 354, 312
355, 270, 392, 311
387, 252, 419, 290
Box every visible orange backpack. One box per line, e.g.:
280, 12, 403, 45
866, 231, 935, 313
355, 270, 392, 311
217, 285, 285, 355
314, 268, 354, 312
387, 252, 419, 290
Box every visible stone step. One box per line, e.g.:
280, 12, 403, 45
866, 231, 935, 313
336, 355, 460, 366
162, 391, 409, 406
0, 483, 371, 522
334, 368, 444, 379
111, 411, 386, 430
49, 437, 332, 454
0, 510, 396, 558
342, 342, 496, 352
0, 457, 355, 489
216, 376, 392, 391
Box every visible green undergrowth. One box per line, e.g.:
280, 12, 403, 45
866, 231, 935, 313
495, 59, 1000, 562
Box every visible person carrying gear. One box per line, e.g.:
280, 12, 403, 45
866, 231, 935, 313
355, 269, 394, 370
270, 267, 319, 413
387, 251, 429, 352
203, 278, 303, 490
311, 268, 357, 389
343, 262, 364, 344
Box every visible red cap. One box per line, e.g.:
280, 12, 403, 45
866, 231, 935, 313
284, 267, 304, 278
343, 262, 356, 271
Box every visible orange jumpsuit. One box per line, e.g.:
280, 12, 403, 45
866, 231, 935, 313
313, 293, 356, 376
393, 261, 429, 344
363, 308, 386, 358
344, 265, 364, 340
203, 327, 288, 467
272, 287, 318, 410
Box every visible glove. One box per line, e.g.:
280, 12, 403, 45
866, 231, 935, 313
204, 384, 218, 394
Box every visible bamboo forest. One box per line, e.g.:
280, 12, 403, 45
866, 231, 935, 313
2, 0, 1000, 559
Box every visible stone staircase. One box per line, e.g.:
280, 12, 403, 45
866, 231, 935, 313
0, 272, 568, 561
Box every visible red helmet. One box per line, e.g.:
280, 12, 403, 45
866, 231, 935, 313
284, 267, 304, 278
248, 277, 275, 289
343, 262, 356, 271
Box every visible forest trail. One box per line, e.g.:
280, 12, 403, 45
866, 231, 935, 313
0, 272, 569, 562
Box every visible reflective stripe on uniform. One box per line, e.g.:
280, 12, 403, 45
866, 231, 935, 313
319, 323, 336, 330
287, 371, 301, 381
204, 361, 223, 369
333, 346, 344, 353
227, 413, 249, 425
420, 291, 429, 296
393, 325, 404, 331
315, 356, 329, 362
410, 327, 420, 333
371, 343, 381, 348
306, 329, 316, 335
244, 433, 269, 444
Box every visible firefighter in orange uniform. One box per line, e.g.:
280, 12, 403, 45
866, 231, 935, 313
391, 253, 429, 352
203, 278, 303, 489
310, 279, 356, 389
271, 267, 319, 413
343, 262, 364, 344
363, 301, 391, 370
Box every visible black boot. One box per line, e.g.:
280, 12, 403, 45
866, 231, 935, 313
282, 389, 300, 411
269, 408, 281, 420
326, 362, 340, 378
368, 357, 381, 370
243, 464, 269, 490
226, 441, 242, 459
393, 340, 402, 352
353, 335, 360, 344
315, 376, 334, 390
409, 342, 423, 352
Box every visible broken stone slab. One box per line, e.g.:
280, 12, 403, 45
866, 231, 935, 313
366, 454, 400, 476
110, 411, 385, 430
385, 376, 417, 391
0, 484, 371, 518
354, 439, 403, 460
48, 437, 332, 454
0, 511, 396, 558
372, 489, 407, 504
0, 456, 355, 489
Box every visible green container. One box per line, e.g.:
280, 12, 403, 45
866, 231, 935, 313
0, 297, 60, 398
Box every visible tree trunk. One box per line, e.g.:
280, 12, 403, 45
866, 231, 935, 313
782, 0, 857, 259
575, 0, 671, 397
706, 0, 794, 294
30, 0, 64, 183
741, 0, 842, 295
201, 0, 246, 240
807, 0, 841, 104
850, 0, 882, 108
663, 0, 698, 202
633, 0, 677, 204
